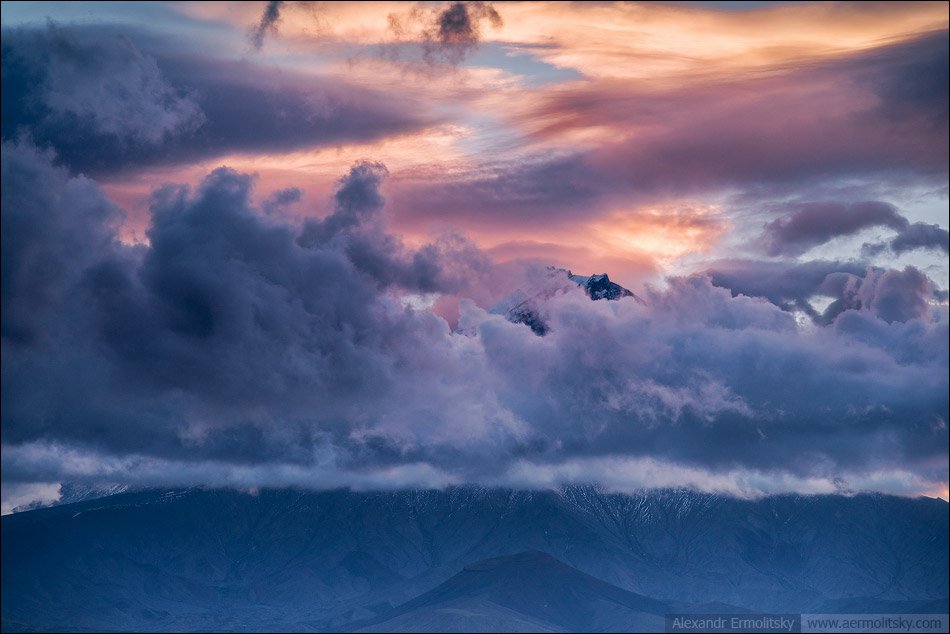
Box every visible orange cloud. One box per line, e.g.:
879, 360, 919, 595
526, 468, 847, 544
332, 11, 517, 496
178, 1, 947, 81
497, 2, 948, 82
591, 204, 729, 264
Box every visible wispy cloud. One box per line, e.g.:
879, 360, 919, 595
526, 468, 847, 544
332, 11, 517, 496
249, 0, 284, 51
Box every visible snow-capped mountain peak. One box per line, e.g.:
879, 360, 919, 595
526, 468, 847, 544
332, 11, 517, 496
497, 268, 641, 335
565, 270, 638, 301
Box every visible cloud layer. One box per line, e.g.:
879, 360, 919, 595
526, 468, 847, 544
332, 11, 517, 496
1, 24, 203, 149
762, 201, 909, 257
2, 24, 433, 175
2, 140, 947, 506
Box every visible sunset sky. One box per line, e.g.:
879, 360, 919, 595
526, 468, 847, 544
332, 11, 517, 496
2, 1, 948, 511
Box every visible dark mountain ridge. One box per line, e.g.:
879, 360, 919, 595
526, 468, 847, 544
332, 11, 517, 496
353, 550, 672, 632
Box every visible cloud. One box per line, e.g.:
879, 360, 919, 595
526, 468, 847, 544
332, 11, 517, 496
391, 155, 603, 231
706, 259, 865, 312
891, 223, 950, 254
863, 222, 950, 257
249, 1, 284, 51
422, 1, 502, 65
863, 27, 949, 125
262, 187, 302, 215
1, 24, 435, 175
0, 481, 61, 515
298, 161, 390, 247
0, 142, 124, 344
762, 201, 909, 257
508, 31, 947, 199
384, 1, 503, 68
851, 267, 934, 324
2, 142, 947, 504
298, 161, 494, 294
377, 30, 948, 241
1, 23, 203, 146
1, 141, 513, 467
706, 258, 944, 326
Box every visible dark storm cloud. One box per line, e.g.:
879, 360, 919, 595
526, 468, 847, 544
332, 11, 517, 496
298, 161, 493, 293
706, 258, 945, 326
1, 142, 503, 467
261, 187, 302, 215
0, 23, 203, 147
1, 24, 434, 176
802, 265, 938, 326
155, 55, 432, 170
863, 222, 950, 257
762, 201, 909, 257
707, 259, 867, 311
856, 267, 934, 324
249, 0, 284, 51
298, 162, 389, 247
503, 274, 946, 478
2, 140, 947, 499
891, 223, 950, 254
0, 143, 123, 344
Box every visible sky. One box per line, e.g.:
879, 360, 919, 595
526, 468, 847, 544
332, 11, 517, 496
1, 1, 948, 512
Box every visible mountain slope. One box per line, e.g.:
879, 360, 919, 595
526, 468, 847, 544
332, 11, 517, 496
2, 487, 947, 631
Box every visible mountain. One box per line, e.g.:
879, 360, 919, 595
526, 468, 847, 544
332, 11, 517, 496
56, 482, 132, 507
506, 301, 552, 336
567, 272, 637, 301
353, 551, 669, 633
2, 487, 947, 631
503, 268, 640, 335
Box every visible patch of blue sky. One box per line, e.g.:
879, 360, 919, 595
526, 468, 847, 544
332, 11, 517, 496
463, 42, 583, 86
453, 117, 522, 158
663, 1, 791, 11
